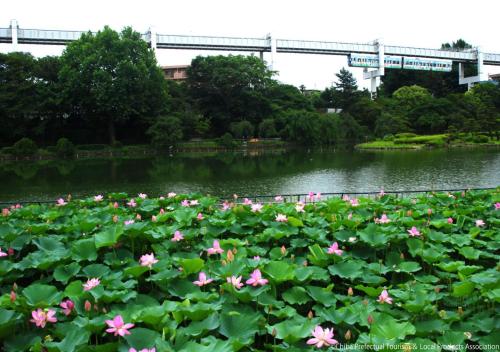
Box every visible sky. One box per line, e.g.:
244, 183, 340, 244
2, 0, 500, 90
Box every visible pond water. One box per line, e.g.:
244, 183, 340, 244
1, 148, 499, 202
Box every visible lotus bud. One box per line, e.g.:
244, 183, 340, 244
94, 304, 98, 311
345, 330, 352, 341
427, 208, 432, 215
303, 260, 308, 267
136, 213, 142, 220
113, 202, 119, 208
152, 215, 157, 222
232, 248, 237, 254
307, 310, 314, 319
2, 208, 9, 216
67, 194, 72, 201
112, 215, 118, 223
348, 287, 353, 296
227, 250, 234, 262
84, 300, 91, 312
8, 248, 14, 256
457, 306, 463, 315
221, 260, 227, 266
400, 252, 405, 260
434, 287, 441, 293
362, 299, 368, 306
406, 210, 413, 216
160, 208, 165, 214
272, 328, 277, 337
233, 194, 238, 200
280, 245, 286, 255
102, 307, 107, 313
10, 290, 16, 303
368, 315, 374, 324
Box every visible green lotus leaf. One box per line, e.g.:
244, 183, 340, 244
23, 284, 63, 307
282, 286, 310, 305
264, 261, 295, 283
71, 238, 98, 261
53, 262, 81, 284
328, 260, 363, 279
219, 309, 261, 345
451, 281, 475, 297
94, 225, 124, 248
180, 258, 205, 275
359, 223, 387, 247
370, 313, 416, 340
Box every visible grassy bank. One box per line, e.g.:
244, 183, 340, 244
356, 133, 500, 150
0, 190, 499, 351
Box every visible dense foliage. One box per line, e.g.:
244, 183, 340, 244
0, 32, 499, 149
0, 190, 499, 351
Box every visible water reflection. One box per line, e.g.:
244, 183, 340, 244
1, 149, 499, 202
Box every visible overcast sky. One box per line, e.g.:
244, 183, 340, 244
2, 0, 500, 89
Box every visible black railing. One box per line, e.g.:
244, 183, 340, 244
0, 187, 497, 207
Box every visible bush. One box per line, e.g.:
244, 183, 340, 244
258, 119, 278, 138
218, 132, 235, 148
473, 134, 489, 143
147, 115, 184, 148
230, 120, 254, 139
76, 144, 109, 151
55, 138, 75, 158
394, 132, 417, 138
11, 138, 38, 156
382, 134, 394, 141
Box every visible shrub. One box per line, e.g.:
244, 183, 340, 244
11, 138, 38, 156
147, 115, 184, 148
473, 134, 489, 143
218, 132, 235, 148
394, 132, 417, 138
75, 144, 109, 151
55, 138, 75, 158
382, 134, 394, 141
258, 119, 278, 138
230, 120, 254, 139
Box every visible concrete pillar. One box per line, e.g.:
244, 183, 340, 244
10, 19, 18, 51
267, 33, 277, 71
477, 47, 487, 82
148, 26, 157, 51
376, 39, 385, 77
259, 51, 264, 61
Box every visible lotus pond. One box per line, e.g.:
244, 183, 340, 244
0, 190, 499, 351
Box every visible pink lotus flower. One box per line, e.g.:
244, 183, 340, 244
124, 220, 135, 226
253, 256, 260, 261
495, 202, 500, 210
246, 269, 268, 286
138, 193, 147, 199
0, 247, 7, 257
2, 208, 10, 216
113, 202, 119, 208
308, 192, 315, 201
84, 300, 92, 312
342, 195, 350, 201
274, 195, 283, 202
233, 194, 238, 200
83, 278, 100, 291
226, 275, 244, 289
190, 200, 199, 206
56, 198, 67, 206
251, 203, 263, 213
151, 215, 157, 222
347, 212, 353, 220
275, 214, 288, 222
197, 213, 204, 220
136, 214, 142, 220
375, 214, 391, 224
295, 202, 305, 213
168, 192, 176, 198
243, 198, 253, 205
159, 196, 165, 200
105, 315, 134, 336
30, 308, 57, 328
127, 199, 136, 207
130, 348, 156, 352
327, 242, 343, 256
140, 253, 158, 268
60, 299, 75, 316
378, 289, 393, 304
407, 226, 421, 237
94, 195, 104, 202
222, 201, 231, 211
475, 219, 485, 227
350, 198, 359, 207
193, 272, 214, 287
306, 325, 338, 348
160, 208, 165, 214
379, 189, 386, 196
181, 200, 190, 207
447, 217, 454, 224
207, 240, 224, 255
172, 230, 184, 242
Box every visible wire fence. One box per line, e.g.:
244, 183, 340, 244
1, 187, 497, 207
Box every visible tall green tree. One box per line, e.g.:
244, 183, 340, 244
59, 26, 168, 144
186, 55, 275, 134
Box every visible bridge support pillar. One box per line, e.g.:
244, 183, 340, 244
266, 33, 277, 71
10, 19, 18, 51
259, 51, 264, 61
147, 26, 157, 52
363, 39, 384, 99
458, 47, 488, 89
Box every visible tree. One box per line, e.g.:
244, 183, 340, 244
59, 26, 168, 144
230, 120, 254, 139
186, 55, 275, 134
147, 115, 183, 148
334, 68, 360, 110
